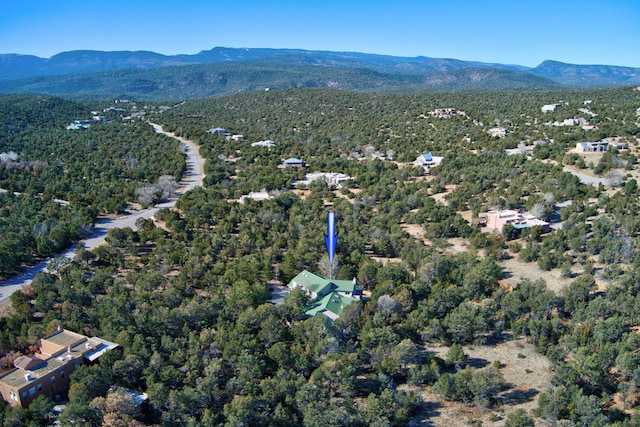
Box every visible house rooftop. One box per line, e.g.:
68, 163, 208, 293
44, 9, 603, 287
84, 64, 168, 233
306, 292, 360, 320
41, 329, 87, 354
288, 270, 354, 295
13, 356, 44, 371
284, 157, 304, 163
0, 329, 118, 390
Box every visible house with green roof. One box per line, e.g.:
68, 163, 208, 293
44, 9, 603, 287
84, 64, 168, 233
287, 270, 357, 299
287, 270, 361, 320
305, 292, 360, 321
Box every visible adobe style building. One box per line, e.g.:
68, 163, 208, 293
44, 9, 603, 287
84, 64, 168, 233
0, 329, 118, 407
486, 210, 549, 232
293, 172, 353, 187
576, 141, 609, 153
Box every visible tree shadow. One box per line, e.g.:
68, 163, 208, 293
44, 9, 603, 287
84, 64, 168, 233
466, 357, 490, 369
500, 388, 539, 406
410, 400, 443, 426
477, 331, 515, 347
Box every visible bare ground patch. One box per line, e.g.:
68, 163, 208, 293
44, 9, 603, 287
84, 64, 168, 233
429, 184, 457, 206
370, 256, 402, 265
0, 299, 14, 318
499, 254, 571, 294
400, 223, 470, 256
402, 223, 427, 242
411, 337, 551, 426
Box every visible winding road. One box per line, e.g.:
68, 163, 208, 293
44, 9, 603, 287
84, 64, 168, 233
0, 122, 205, 302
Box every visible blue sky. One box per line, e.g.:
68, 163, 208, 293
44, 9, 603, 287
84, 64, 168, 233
2, 0, 639, 68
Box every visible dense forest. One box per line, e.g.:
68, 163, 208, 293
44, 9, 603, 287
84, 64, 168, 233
0, 86, 640, 425
0, 95, 185, 277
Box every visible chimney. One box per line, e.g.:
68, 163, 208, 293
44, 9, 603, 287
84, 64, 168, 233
24, 373, 31, 381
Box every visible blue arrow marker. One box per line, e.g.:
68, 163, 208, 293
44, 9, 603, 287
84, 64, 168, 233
325, 211, 338, 264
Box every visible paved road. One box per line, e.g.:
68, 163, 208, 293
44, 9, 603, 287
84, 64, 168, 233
562, 166, 607, 186
0, 123, 205, 301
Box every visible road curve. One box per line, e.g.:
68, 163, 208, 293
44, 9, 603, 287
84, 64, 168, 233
562, 166, 607, 186
0, 123, 205, 301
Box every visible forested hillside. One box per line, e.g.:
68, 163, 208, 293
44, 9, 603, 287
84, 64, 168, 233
1, 87, 640, 425
0, 62, 564, 101
0, 95, 185, 277
2, 47, 639, 91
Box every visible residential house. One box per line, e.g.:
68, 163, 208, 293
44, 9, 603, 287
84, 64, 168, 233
431, 108, 464, 118
415, 152, 444, 170
486, 210, 549, 232
251, 140, 276, 148
542, 102, 567, 112
282, 158, 306, 169
488, 127, 508, 138
288, 270, 357, 299
305, 292, 361, 321
66, 120, 91, 130
238, 189, 273, 203
0, 329, 118, 407
288, 270, 361, 321
505, 145, 534, 156
207, 127, 230, 136
294, 172, 353, 187
560, 118, 585, 127
576, 141, 609, 153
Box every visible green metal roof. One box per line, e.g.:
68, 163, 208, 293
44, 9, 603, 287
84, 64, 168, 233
305, 292, 359, 320
288, 270, 355, 296
288, 270, 333, 295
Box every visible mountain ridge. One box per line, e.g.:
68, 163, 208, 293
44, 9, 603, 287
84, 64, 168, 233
1, 47, 638, 100
0, 62, 566, 101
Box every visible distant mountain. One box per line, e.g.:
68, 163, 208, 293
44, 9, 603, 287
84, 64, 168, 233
0, 47, 531, 81
0, 62, 564, 101
531, 60, 640, 86
0, 47, 638, 100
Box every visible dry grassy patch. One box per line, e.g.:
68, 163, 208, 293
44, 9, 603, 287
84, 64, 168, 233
411, 338, 551, 426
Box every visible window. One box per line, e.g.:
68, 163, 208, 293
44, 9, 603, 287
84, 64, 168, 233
60, 371, 65, 378
37, 384, 42, 391
22, 391, 27, 399
9, 391, 16, 400
29, 387, 36, 396
51, 376, 56, 383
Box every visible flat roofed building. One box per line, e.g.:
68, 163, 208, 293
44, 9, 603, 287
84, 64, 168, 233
576, 141, 609, 153
251, 140, 275, 148
294, 172, 353, 187
0, 329, 118, 407
486, 210, 550, 232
